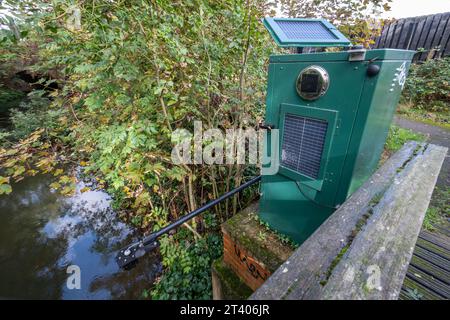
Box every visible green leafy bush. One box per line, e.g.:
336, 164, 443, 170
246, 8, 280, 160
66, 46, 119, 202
8, 90, 64, 140
401, 58, 450, 113
151, 234, 223, 300
0, 0, 272, 299
0, 86, 24, 105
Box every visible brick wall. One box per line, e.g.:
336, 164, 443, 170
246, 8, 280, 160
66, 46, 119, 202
222, 231, 271, 291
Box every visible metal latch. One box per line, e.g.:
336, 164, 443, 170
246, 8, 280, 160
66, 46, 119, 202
348, 45, 366, 62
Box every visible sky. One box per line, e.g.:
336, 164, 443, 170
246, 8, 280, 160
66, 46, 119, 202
381, 0, 450, 19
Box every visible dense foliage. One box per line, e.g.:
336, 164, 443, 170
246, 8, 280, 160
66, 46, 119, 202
150, 234, 223, 299
401, 57, 450, 113
1, 0, 274, 299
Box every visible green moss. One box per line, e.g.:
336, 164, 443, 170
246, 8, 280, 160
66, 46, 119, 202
323, 245, 349, 283
253, 213, 298, 249
395, 143, 426, 175
321, 189, 385, 286
368, 191, 384, 207
232, 228, 283, 272
286, 284, 295, 295
363, 282, 372, 295
223, 208, 295, 272
212, 259, 253, 300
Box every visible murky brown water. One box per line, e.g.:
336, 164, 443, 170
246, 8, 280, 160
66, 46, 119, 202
0, 173, 161, 299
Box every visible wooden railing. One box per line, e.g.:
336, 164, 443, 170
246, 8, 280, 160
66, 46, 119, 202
250, 142, 447, 300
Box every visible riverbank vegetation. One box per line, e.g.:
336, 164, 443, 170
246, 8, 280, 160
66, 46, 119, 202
1, 0, 399, 299
0, 0, 277, 299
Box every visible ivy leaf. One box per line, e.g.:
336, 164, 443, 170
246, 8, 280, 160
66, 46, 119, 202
49, 182, 61, 189
53, 168, 64, 176
12, 166, 25, 177
59, 175, 72, 184
61, 185, 75, 195
0, 176, 9, 185
0, 184, 12, 195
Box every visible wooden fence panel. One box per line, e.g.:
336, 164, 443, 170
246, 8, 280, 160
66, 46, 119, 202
422, 13, 445, 60
431, 14, 450, 58
374, 12, 450, 61
397, 18, 413, 49
441, 16, 450, 57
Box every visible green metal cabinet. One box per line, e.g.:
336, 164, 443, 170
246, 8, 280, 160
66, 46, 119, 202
259, 19, 415, 244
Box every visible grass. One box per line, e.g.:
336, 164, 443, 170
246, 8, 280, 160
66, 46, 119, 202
423, 207, 443, 231
397, 103, 450, 130
423, 187, 450, 231
383, 125, 426, 159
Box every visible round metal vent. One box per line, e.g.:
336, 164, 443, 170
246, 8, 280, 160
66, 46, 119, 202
296, 66, 329, 100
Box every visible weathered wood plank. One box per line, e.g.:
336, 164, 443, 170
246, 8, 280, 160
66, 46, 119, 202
251, 142, 447, 300
406, 18, 419, 50
391, 19, 405, 48
401, 277, 444, 300
406, 265, 450, 298
406, 16, 426, 51
433, 224, 450, 237
409, 255, 450, 284
318, 144, 447, 300
398, 289, 410, 300
250, 142, 425, 300
419, 13, 442, 60
375, 13, 450, 60
416, 15, 435, 49
419, 230, 450, 251
399, 18, 415, 49
413, 15, 435, 61
416, 238, 450, 261
430, 13, 450, 58
440, 17, 450, 56
378, 24, 389, 47
385, 21, 398, 48
414, 246, 450, 272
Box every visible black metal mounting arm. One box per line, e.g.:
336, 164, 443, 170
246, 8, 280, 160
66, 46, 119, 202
258, 122, 275, 131
115, 175, 262, 270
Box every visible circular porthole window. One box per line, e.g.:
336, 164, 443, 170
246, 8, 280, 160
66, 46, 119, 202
296, 65, 330, 101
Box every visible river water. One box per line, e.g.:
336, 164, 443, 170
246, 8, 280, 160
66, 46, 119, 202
0, 92, 161, 299
0, 172, 161, 299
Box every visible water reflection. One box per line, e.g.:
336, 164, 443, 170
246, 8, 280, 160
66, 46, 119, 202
0, 173, 161, 299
